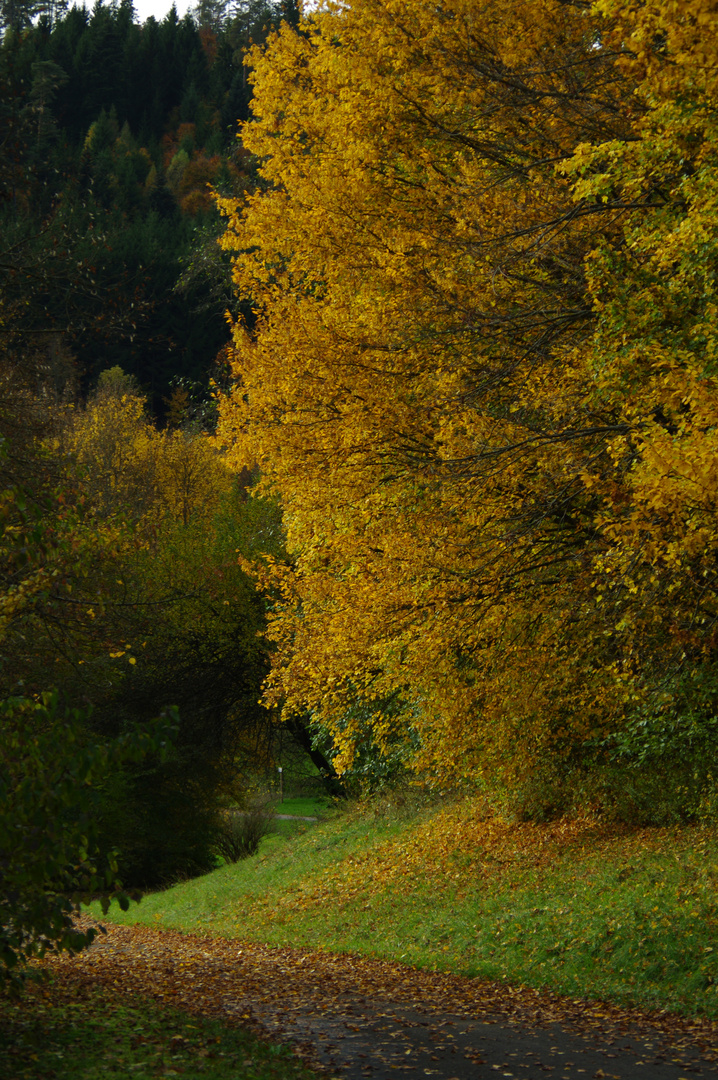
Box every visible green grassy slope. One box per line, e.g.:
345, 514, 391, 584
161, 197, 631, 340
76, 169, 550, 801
93, 794, 718, 1019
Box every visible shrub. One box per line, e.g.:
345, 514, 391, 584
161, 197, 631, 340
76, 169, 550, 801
0, 692, 175, 983
214, 799, 275, 862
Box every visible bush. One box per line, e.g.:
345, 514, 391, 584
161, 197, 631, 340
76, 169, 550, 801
502, 755, 716, 827
214, 799, 275, 862
0, 692, 176, 983
98, 755, 233, 887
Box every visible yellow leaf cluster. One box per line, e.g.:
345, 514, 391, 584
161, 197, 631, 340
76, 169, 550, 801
56, 385, 232, 538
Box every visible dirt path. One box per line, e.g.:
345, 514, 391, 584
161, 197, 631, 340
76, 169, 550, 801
47, 921, 718, 1079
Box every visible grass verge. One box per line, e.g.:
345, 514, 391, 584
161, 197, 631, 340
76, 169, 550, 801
0, 977, 319, 1080
92, 793, 718, 1019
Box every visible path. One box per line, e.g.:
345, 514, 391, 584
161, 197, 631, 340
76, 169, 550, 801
48, 921, 718, 1079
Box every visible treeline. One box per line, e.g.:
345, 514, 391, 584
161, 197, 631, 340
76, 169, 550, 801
0, 0, 297, 410
0, 0, 323, 981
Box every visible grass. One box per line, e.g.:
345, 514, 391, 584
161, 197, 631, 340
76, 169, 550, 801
273, 795, 334, 818
92, 792, 718, 1019
0, 980, 319, 1080
269, 795, 336, 839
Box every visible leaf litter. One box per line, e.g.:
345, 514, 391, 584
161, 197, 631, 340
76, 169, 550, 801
38, 917, 718, 1079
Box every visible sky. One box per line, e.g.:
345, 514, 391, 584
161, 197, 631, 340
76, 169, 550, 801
131, 0, 195, 21
78, 0, 197, 24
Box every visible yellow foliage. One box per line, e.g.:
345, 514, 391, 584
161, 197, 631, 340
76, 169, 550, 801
216, 0, 718, 781
563, 0, 718, 667
215, 0, 639, 781
55, 376, 232, 537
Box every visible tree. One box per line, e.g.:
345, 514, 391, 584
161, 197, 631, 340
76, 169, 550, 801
0, 689, 175, 983
0, 383, 235, 889
559, 0, 718, 756
215, 0, 658, 785
0, 459, 178, 980
31, 374, 336, 882
0, 0, 40, 34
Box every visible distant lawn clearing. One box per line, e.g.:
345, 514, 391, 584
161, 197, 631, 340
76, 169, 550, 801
92, 795, 718, 1019
272, 795, 333, 818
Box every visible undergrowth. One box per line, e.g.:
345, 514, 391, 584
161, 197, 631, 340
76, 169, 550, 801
93, 793, 718, 1018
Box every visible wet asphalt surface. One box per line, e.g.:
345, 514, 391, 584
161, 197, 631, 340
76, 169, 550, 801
234, 992, 717, 1079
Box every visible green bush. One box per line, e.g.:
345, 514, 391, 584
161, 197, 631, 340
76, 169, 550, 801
214, 799, 276, 862
503, 755, 716, 827
501, 664, 718, 826
0, 691, 176, 983
97, 753, 233, 887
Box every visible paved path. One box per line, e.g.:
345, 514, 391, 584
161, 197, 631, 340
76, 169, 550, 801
51, 922, 718, 1080
244, 997, 715, 1079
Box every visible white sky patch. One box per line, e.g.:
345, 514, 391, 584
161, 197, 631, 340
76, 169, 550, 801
132, 0, 195, 22
78, 0, 196, 24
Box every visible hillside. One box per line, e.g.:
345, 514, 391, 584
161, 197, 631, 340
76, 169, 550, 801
95, 794, 718, 1020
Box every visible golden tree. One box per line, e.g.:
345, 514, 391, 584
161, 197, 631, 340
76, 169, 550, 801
217, 0, 717, 784
57, 368, 232, 535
